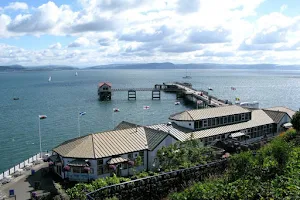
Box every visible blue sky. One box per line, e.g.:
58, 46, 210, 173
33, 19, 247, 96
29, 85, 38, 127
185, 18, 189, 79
0, 0, 299, 66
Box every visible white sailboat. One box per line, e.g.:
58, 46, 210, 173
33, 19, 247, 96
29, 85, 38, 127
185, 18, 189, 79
48, 76, 52, 82
75, 72, 78, 76
182, 69, 192, 79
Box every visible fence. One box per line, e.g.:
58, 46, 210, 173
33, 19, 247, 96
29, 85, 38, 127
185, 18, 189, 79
86, 159, 228, 200
0, 151, 52, 180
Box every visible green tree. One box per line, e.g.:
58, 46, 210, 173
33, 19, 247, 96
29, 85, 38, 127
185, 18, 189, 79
291, 111, 300, 132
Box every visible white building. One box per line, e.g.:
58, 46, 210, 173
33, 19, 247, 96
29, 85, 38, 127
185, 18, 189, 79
50, 105, 295, 182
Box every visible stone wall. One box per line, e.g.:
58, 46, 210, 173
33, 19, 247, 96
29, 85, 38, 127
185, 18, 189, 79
86, 159, 228, 200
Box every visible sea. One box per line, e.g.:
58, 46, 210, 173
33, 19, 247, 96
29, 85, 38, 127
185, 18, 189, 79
0, 69, 300, 173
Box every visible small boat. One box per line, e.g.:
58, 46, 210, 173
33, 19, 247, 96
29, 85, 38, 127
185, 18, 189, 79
208, 87, 213, 91
48, 76, 52, 82
174, 101, 180, 105
182, 75, 192, 79
75, 72, 78, 76
113, 108, 120, 112
13, 97, 19, 100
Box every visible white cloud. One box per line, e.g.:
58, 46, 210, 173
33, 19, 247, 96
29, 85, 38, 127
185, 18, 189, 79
4, 2, 28, 11
49, 42, 62, 49
68, 37, 90, 48
280, 4, 288, 13
1, 0, 300, 65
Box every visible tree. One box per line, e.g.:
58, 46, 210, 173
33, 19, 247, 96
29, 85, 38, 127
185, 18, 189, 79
291, 111, 300, 132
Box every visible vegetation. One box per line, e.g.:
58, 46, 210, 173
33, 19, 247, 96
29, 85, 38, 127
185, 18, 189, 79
157, 136, 216, 171
170, 130, 300, 200
291, 111, 300, 132
66, 174, 130, 200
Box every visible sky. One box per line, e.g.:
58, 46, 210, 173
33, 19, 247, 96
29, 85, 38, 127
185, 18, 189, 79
0, 0, 299, 66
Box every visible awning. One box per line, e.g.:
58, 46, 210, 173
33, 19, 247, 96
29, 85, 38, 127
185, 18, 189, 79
49, 155, 61, 163
283, 123, 293, 128
230, 132, 245, 138
68, 159, 87, 167
107, 157, 128, 165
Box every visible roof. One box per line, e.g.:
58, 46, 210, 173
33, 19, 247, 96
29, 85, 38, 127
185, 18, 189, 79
147, 123, 190, 142
114, 121, 140, 130
98, 82, 112, 88
53, 124, 170, 159
264, 106, 295, 119
169, 105, 250, 121
107, 157, 128, 165
144, 127, 168, 150
191, 109, 274, 140
263, 110, 286, 123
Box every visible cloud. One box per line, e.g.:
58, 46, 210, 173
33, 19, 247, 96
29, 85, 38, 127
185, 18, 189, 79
159, 43, 202, 53
4, 2, 28, 11
280, 4, 288, 13
119, 25, 172, 42
195, 50, 235, 57
188, 28, 231, 43
7, 2, 59, 33
176, 0, 200, 14
68, 17, 117, 33
49, 42, 62, 49
251, 27, 288, 44
68, 37, 90, 48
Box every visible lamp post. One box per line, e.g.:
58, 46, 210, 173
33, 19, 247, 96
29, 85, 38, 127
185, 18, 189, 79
38, 115, 47, 158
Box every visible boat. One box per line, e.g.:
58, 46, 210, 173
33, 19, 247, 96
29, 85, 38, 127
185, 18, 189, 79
13, 97, 19, 100
182, 69, 192, 79
238, 101, 259, 109
75, 72, 78, 76
208, 87, 213, 91
174, 101, 180, 105
48, 76, 52, 82
113, 108, 120, 112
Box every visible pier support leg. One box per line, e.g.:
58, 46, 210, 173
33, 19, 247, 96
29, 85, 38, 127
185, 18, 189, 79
128, 90, 136, 100
152, 90, 161, 100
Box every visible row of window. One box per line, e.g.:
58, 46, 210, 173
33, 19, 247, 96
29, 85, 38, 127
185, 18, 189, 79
194, 112, 251, 130
201, 124, 274, 145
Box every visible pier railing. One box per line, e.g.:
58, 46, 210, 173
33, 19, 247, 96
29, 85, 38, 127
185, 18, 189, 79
0, 151, 52, 180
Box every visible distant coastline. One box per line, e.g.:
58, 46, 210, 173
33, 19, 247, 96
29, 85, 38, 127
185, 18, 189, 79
1, 62, 300, 71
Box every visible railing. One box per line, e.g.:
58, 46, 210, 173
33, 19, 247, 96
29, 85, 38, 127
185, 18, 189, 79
0, 151, 52, 180
86, 159, 228, 200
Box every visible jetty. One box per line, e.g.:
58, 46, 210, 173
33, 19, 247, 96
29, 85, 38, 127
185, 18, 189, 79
98, 82, 231, 107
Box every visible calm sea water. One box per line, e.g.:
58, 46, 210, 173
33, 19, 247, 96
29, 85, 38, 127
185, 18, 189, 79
0, 69, 300, 172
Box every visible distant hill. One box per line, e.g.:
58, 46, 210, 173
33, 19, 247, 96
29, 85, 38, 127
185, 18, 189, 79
0, 65, 25, 71
25, 65, 78, 71
1, 63, 300, 71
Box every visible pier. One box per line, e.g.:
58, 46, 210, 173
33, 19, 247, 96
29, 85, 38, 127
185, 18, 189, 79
98, 82, 231, 107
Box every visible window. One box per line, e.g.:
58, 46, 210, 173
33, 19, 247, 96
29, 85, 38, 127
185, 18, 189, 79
238, 114, 242, 121
97, 159, 104, 175
241, 113, 245, 120
189, 123, 191, 126
72, 167, 81, 173
234, 114, 239, 122
139, 151, 144, 165
199, 120, 203, 128
128, 153, 133, 160
245, 113, 249, 120
104, 165, 109, 173
122, 163, 128, 170
212, 118, 216, 126
220, 117, 223, 125
208, 119, 212, 126
224, 116, 227, 124
203, 119, 208, 128
228, 115, 232, 123
194, 121, 198, 129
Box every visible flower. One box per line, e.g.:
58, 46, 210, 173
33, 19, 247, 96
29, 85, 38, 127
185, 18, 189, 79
109, 165, 116, 170
128, 160, 134, 166
84, 167, 90, 172
63, 165, 70, 172
49, 161, 54, 166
